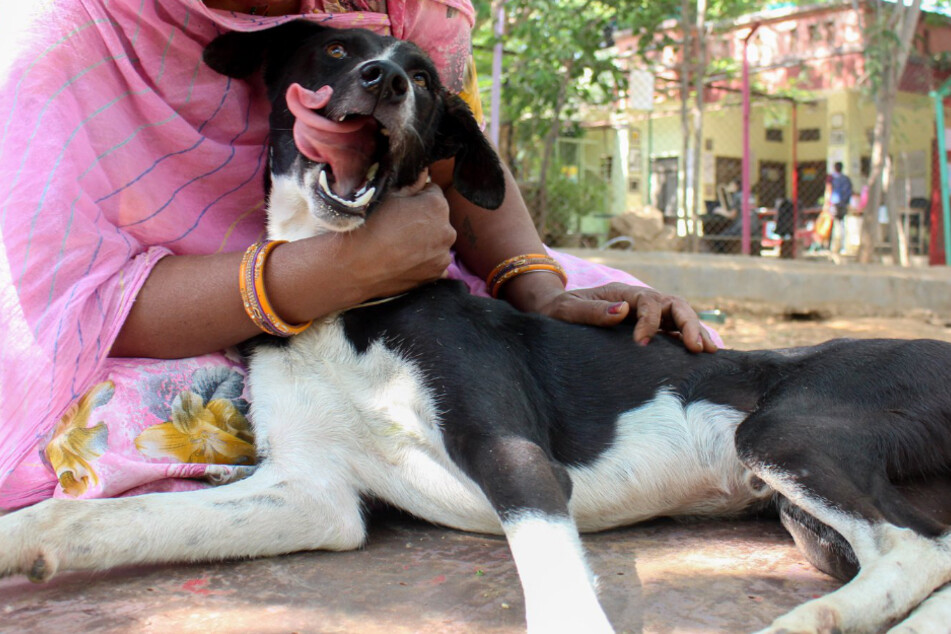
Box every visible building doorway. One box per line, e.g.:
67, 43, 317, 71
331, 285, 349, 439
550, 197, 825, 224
651, 157, 679, 220
758, 161, 787, 208
797, 161, 827, 209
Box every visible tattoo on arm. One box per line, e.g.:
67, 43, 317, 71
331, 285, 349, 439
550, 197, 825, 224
462, 215, 477, 248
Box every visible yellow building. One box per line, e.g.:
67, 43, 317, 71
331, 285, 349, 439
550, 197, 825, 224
574, 1, 951, 256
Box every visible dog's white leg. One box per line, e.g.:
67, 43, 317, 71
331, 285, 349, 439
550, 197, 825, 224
503, 512, 613, 634
0, 463, 365, 582
888, 582, 951, 634
453, 434, 613, 633
757, 522, 951, 633
737, 411, 951, 633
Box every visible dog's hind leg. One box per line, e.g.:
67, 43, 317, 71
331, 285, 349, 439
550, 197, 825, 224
0, 462, 365, 582
756, 519, 951, 633
889, 582, 951, 634
736, 413, 951, 633
457, 435, 614, 634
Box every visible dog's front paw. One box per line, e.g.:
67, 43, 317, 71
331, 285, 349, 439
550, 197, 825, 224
0, 502, 61, 582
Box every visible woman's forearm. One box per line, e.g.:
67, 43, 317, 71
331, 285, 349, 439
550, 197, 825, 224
110, 237, 365, 359
111, 183, 456, 359
433, 158, 569, 312
433, 156, 716, 353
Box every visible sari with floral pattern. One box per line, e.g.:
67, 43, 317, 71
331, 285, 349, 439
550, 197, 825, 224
0, 0, 699, 510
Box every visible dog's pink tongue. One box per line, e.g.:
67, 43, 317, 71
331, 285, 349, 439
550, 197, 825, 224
286, 83, 377, 196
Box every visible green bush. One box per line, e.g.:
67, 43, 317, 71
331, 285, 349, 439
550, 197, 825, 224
521, 166, 610, 246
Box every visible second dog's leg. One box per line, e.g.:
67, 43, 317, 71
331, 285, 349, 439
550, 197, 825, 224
0, 463, 365, 582
460, 435, 614, 634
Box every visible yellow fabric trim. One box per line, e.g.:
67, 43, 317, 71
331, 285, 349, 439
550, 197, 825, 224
457, 55, 484, 127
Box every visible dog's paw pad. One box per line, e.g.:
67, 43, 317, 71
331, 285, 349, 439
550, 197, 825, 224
27, 553, 52, 583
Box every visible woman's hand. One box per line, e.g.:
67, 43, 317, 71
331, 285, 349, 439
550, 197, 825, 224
502, 274, 718, 354
344, 173, 456, 299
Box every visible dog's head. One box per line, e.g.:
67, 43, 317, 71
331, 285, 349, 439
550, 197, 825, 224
204, 21, 504, 239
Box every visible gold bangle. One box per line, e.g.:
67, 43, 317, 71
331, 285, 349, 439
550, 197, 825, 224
486, 253, 567, 299
239, 240, 313, 337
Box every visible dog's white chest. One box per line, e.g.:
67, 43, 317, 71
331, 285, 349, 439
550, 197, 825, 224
247, 319, 502, 532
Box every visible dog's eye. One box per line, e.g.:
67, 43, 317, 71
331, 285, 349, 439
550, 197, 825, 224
411, 71, 429, 88
326, 43, 347, 59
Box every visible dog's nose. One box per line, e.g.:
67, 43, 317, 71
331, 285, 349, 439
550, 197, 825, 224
359, 60, 409, 103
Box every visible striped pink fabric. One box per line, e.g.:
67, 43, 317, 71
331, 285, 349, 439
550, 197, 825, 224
0, 0, 706, 506
0, 0, 476, 490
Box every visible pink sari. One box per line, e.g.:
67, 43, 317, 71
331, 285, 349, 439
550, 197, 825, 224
0, 0, 690, 511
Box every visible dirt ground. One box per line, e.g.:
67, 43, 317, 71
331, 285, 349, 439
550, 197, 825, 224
714, 310, 951, 350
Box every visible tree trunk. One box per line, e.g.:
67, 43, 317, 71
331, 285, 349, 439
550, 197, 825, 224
858, 90, 894, 262
856, 0, 921, 263
690, 0, 707, 252
884, 155, 908, 265
679, 0, 692, 240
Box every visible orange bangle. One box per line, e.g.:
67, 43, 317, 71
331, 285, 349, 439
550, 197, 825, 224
486, 253, 567, 299
239, 240, 313, 337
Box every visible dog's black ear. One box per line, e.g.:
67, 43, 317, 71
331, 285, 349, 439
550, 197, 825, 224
435, 94, 506, 210
203, 30, 276, 79
203, 21, 327, 80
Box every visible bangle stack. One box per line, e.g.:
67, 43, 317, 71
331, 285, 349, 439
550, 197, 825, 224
486, 253, 567, 299
239, 240, 313, 337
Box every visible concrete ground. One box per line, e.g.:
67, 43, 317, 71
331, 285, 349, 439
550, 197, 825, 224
1, 514, 838, 634
2, 254, 949, 633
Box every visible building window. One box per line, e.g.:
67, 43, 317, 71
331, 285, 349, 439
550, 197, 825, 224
599, 156, 613, 180
766, 128, 784, 142
799, 128, 821, 142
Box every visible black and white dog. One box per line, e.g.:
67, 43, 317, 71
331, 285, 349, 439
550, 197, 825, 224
2, 21, 951, 634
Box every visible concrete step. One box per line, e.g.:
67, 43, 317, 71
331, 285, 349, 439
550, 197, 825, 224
567, 248, 951, 317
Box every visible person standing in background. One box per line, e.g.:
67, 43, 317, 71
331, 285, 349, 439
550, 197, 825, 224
829, 161, 853, 255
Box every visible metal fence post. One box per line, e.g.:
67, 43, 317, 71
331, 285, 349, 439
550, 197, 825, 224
741, 23, 760, 256
931, 78, 951, 266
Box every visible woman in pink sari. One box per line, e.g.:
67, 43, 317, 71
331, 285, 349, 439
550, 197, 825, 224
0, 0, 718, 510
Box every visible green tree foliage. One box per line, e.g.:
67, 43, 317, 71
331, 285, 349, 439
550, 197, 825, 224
471, 0, 762, 240
615, 0, 754, 61
473, 0, 943, 252
471, 1, 624, 235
